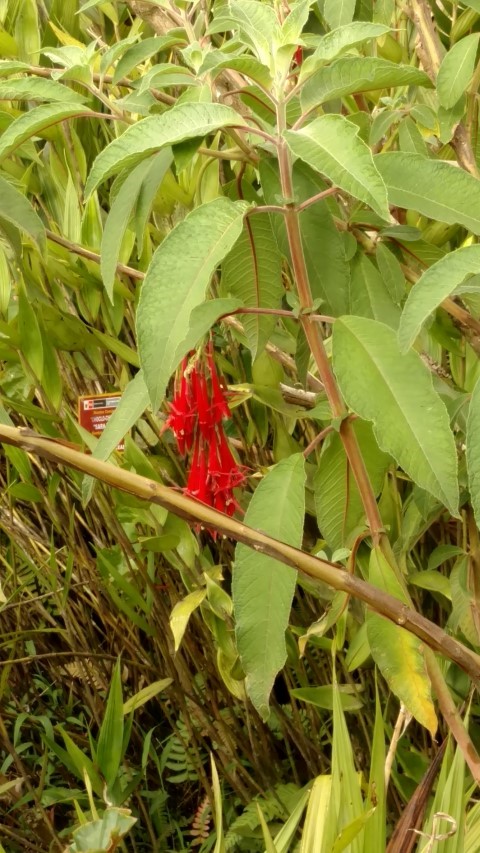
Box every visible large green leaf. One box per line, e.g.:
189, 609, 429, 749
399, 245, 480, 352
0, 175, 45, 249
85, 103, 243, 196
0, 102, 90, 164
467, 377, 480, 529
260, 157, 350, 316
112, 35, 186, 83
137, 197, 249, 410
209, 0, 280, 66
324, 0, 356, 29
437, 34, 480, 109
366, 549, 437, 734
314, 420, 390, 550
222, 211, 283, 358
233, 453, 306, 719
300, 57, 431, 111
0, 76, 86, 103
348, 252, 400, 328
101, 151, 171, 301
375, 152, 480, 234
284, 115, 389, 219
96, 659, 124, 789
299, 22, 390, 81
332, 316, 459, 515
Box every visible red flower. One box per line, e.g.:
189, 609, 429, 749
166, 347, 245, 521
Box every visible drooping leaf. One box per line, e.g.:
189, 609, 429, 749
366, 549, 437, 734
260, 157, 350, 316
112, 35, 186, 84
332, 316, 459, 515
314, 419, 390, 550
375, 152, 480, 235
399, 244, 480, 352
85, 103, 243, 196
222, 211, 283, 358
300, 57, 431, 112
284, 115, 389, 219
137, 197, 249, 410
437, 33, 480, 109
299, 22, 390, 80
0, 102, 90, 164
0, 175, 45, 249
233, 453, 306, 719
170, 589, 207, 652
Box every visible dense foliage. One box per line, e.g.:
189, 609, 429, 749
3, 0, 480, 850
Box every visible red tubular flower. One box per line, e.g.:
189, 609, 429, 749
166, 346, 245, 522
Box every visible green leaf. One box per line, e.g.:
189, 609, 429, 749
299, 776, 332, 852
324, 0, 356, 29
209, 0, 280, 67
112, 35, 186, 84
222, 211, 283, 358
170, 590, 206, 652
137, 197, 249, 410
18, 281, 43, 380
122, 678, 172, 715
332, 316, 459, 515
85, 103, 243, 196
437, 34, 480, 109
366, 549, 437, 734
97, 658, 124, 789
199, 53, 273, 89
299, 22, 390, 80
376, 152, 480, 235
467, 377, 480, 529
0, 76, 86, 103
0, 175, 45, 249
399, 245, 480, 352
376, 241, 405, 304
348, 252, 400, 328
57, 727, 103, 797
300, 57, 431, 112
187, 297, 243, 346
291, 685, 363, 711
0, 102, 90, 164
284, 115, 389, 219
330, 676, 364, 853
233, 453, 306, 720
260, 157, 350, 316
101, 153, 171, 301
314, 420, 390, 550
364, 686, 386, 852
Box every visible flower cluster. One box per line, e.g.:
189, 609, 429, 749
166, 346, 245, 517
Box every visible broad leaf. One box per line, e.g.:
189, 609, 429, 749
376, 241, 405, 304
437, 34, 480, 109
209, 0, 280, 67
299, 22, 390, 81
222, 211, 283, 358
112, 35, 186, 84
0, 175, 45, 249
85, 103, 243, 196
376, 152, 480, 235
233, 453, 306, 719
399, 245, 480, 352
348, 252, 400, 328
314, 420, 390, 550
332, 316, 459, 515
450, 555, 480, 647
137, 197, 249, 410
260, 157, 350, 316
324, 0, 356, 30
467, 377, 480, 529
0, 76, 86, 103
0, 103, 90, 164
301, 57, 431, 112
284, 115, 389, 220
366, 549, 437, 734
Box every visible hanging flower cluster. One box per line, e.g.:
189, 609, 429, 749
166, 345, 245, 517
